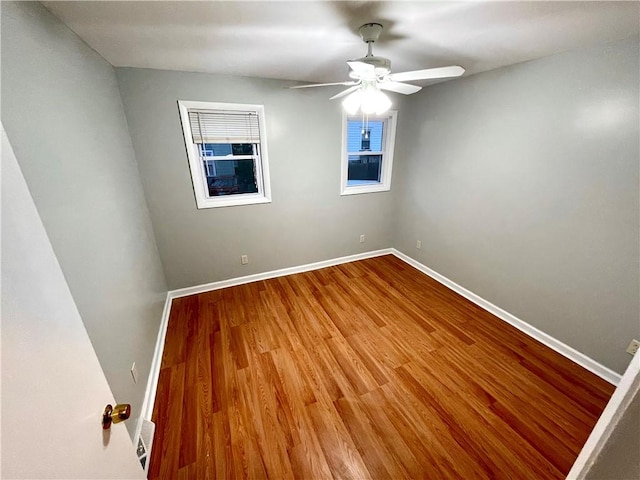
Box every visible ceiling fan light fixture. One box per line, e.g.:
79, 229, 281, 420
361, 87, 391, 115
342, 90, 362, 114
342, 85, 391, 115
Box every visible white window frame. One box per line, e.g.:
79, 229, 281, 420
178, 100, 272, 209
341, 110, 397, 196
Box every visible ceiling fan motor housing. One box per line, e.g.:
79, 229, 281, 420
353, 56, 392, 77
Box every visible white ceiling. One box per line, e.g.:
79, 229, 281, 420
43, 1, 639, 86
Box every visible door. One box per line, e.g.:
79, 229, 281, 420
1, 127, 145, 479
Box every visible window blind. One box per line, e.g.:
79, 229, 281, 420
188, 110, 260, 144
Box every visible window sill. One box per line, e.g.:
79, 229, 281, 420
196, 194, 271, 209
340, 184, 391, 196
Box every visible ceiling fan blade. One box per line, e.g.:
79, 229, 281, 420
329, 85, 360, 100
389, 66, 465, 82
288, 81, 358, 89
347, 61, 375, 76
379, 81, 422, 95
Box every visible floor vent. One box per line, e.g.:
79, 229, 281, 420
136, 419, 155, 475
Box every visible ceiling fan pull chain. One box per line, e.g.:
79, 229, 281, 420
361, 112, 369, 136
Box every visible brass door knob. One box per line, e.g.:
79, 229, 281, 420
102, 403, 131, 429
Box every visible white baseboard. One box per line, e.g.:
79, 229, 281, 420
391, 249, 621, 386
137, 292, 173, 436
169, 249, 394, 299
140, 247, 621, 427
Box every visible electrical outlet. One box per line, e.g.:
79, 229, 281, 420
416, 240, 422, 249
131, 362, 138, 384
241, 255, 249, 265
626, 339, 640, 356
359, 234, 365, 243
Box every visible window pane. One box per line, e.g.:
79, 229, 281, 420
200, 143, 230, 156
200, 143, 253, 157
203, 159, 258, 196
347, 154, 382, 184
347, 120, 384, 152
231, 144, 253, 155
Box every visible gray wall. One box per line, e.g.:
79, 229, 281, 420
116, 68, 395, 290
392, 36, 639, 374
1, 2, 168, 437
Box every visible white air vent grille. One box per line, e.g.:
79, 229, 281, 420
136, 419, 155, 475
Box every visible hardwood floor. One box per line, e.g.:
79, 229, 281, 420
149, 255, 614, 479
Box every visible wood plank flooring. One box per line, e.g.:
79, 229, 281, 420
149, 254, 614, 479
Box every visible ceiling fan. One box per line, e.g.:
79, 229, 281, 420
289, 23, 465, 114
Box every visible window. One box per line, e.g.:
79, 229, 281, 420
341, 111, 397, 195
178, 101, 271, 209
